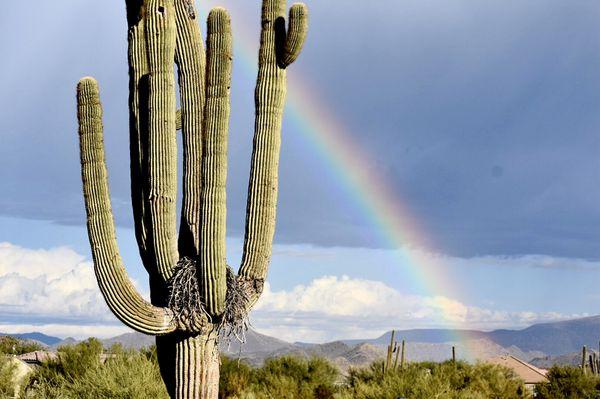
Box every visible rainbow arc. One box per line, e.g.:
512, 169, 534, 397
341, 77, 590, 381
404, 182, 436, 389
195, 1, 475, 356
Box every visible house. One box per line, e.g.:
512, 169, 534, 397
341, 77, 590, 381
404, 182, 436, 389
487, 354, 548, 390
16, 350, 58, 366
17, 350, 115, 366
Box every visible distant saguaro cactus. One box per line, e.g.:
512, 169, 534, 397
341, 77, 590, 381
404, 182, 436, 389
76, 0, 307, 397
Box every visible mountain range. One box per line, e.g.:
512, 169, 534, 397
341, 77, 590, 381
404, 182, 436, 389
2, 332, 62, 346
5, 315, 600, 370
347, 315, 600, 356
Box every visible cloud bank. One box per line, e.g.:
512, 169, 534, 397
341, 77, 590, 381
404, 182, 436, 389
0, 242, 123, 337
0, 242, 584, 341
252, 275, 581, 342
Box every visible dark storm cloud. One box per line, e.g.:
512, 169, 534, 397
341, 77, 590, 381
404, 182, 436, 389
2, 1, 600, 258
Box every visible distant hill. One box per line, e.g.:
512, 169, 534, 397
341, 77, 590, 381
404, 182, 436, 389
7, 315, 600, 369
344, 316, 600, 356
1, 332, 61, 346
98, 328, 294, 354
487, 316, 600, 355
530, 352, 582, 369
52, 337, 78, 349
343, 329, 487, 346
100, 332, 153, 350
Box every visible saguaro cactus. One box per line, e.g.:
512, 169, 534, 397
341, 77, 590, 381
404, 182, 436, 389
76, 1, 307, 397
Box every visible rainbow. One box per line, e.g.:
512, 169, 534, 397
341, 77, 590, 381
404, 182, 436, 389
196, 1, 476, 354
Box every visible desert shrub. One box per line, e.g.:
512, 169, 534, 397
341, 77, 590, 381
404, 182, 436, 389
0, 336, 43, 356
254, 356, 338, 399
338, 360, 530, 399
57, 337, 103, 380
23, 340, 168, 399
220, 356, 257, 398
535, 365, 600, 399
59, 349, 168, 399
0, 355, 17, 398
16, 346, 536, 399
25, 337, 104, 395
219, 356, 339, 399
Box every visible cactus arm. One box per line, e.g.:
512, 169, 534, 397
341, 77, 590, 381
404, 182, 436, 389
175, 0, 206, 258
145, 0, 180, 281
199, 8, 233, 318
277, 3, 308, 69
77, 77, 178, 336
238, 0, 308, 296
126, 3, 152, 268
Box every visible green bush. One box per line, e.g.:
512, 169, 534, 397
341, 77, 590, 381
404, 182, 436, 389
23, 340, 168, 399
0, 336, 43, 356
219, 356, 339, 399
220, 356, 257, 398
338, 360, 529, 399
219, 357, 531, 399
0, 355, 18, 398
535, 365, 600, 399
12, 343, 535, 399
254, 356, 338, 399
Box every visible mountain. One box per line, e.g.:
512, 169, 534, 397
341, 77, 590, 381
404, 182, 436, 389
52, 337, 77, 349
101, 332, 153, 350
99, 328, 294, 354
222, 330, 293, 354
95, 330, 383, 370
529, 352, 582, 369
7, 315, 600, 369
343, 329, 487, 346
488, 316, 600, 355
1, 332, 61, 346
344, 316, 600, 357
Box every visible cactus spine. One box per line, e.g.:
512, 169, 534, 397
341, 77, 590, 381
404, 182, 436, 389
76, 1, 308, 398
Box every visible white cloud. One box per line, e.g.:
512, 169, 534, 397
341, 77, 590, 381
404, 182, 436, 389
252, 275, 581, 343
0, 241, 588, 343
0, 242, 117, 324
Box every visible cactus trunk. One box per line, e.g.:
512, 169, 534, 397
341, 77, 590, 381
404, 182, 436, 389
76, 1, 308, 398
400, 339, 406, 369
582, 345, 588, 373
156, 332, 220, 398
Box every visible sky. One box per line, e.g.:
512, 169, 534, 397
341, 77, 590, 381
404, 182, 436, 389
2, 0, 600, 343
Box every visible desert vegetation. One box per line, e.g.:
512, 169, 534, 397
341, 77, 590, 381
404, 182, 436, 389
13, 339, 168, 399
0, 339, 567, 399
0, 355, 18, 398
0, 337, 42, 356
534, 365, 600, 399
4, 337, 600, 398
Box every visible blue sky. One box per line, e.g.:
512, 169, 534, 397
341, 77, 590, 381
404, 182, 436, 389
1, 0, 600, 342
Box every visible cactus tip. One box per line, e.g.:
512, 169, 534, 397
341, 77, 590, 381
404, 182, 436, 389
208, 6, 231, 30
290, 3, 308, 14
78, 76, 99, 90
